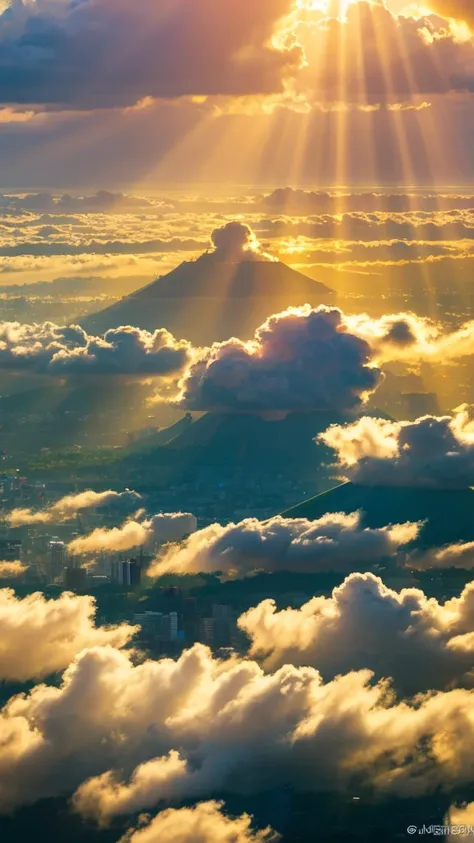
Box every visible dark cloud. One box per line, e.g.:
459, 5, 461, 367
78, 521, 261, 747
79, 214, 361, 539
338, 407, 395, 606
178, 305, 382, 412
0, 0, 301, 109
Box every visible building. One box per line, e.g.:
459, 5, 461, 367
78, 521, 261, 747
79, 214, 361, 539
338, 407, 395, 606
49, 539, 66, 583
133, 611, 178, 642
64, 566, 87, 591
0, 538, 23, 562
110, 558, 141, 587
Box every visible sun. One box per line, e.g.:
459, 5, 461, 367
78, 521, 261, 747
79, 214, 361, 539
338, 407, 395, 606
295, 0, 357, 18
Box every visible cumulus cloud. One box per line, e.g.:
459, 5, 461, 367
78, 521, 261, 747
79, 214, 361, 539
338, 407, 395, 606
0, 0, 301, 109
0, 321, 193, 376
6, 489, 141, 527
149, 513, 420, 580
4, 638, 474, 813
320, 407, 474, 488
0, 561, 27, 578
210, 222, 275, 262
178, 305, 382, 412
68, 512, 197, 557
0, 589, 136, 682
240, 571, 474, 695
116, 801, 278, 843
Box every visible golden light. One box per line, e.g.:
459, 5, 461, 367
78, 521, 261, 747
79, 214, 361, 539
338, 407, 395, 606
296, 0, 357, 17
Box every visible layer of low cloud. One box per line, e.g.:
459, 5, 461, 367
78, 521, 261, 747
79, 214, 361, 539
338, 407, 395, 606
240, 571, 474, 695
0, 589, 136, 682
150, 513, 419, 579
7, 489, 141, 527
320, 407, 474, 488
68, 512, 197, 557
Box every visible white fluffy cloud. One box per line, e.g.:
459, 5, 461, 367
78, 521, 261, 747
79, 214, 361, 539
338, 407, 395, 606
6, 488, 141, 527
0, 589, 136, 681
320, 407, 474, 488
239, 571, 474, 695
68, 512, 197, 557
150, 513, 420, 579
2, 637, 474, 815
116, 801, 278, 843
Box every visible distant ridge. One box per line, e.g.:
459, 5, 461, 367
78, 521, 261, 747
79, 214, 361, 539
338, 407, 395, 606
81, 253, 334, 344
282, 481, 474, 548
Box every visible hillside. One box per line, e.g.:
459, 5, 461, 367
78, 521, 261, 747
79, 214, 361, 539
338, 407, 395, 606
283, 481, 474, 548
81, 253, 334, 344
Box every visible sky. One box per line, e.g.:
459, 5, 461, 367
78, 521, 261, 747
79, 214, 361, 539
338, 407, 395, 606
0, 0, 472, 187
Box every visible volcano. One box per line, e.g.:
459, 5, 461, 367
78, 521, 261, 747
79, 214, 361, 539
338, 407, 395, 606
81, 253, 334, 344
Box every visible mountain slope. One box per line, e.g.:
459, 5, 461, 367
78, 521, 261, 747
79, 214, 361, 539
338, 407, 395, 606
282, 481, 474, 548
81, 254, 334, 344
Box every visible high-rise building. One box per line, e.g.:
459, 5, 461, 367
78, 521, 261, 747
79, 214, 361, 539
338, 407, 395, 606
110, 558, 141, 587
0, 538, 23, 562
133, 611, 178, 642
49, 540, 66, 583
64, 566, 87, 591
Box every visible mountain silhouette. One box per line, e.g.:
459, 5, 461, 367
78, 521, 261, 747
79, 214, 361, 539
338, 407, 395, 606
283, 481, 474, 549
81, 253, 334, 344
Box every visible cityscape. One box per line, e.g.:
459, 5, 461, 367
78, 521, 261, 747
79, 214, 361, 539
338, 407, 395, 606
2, 1, 474, 842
